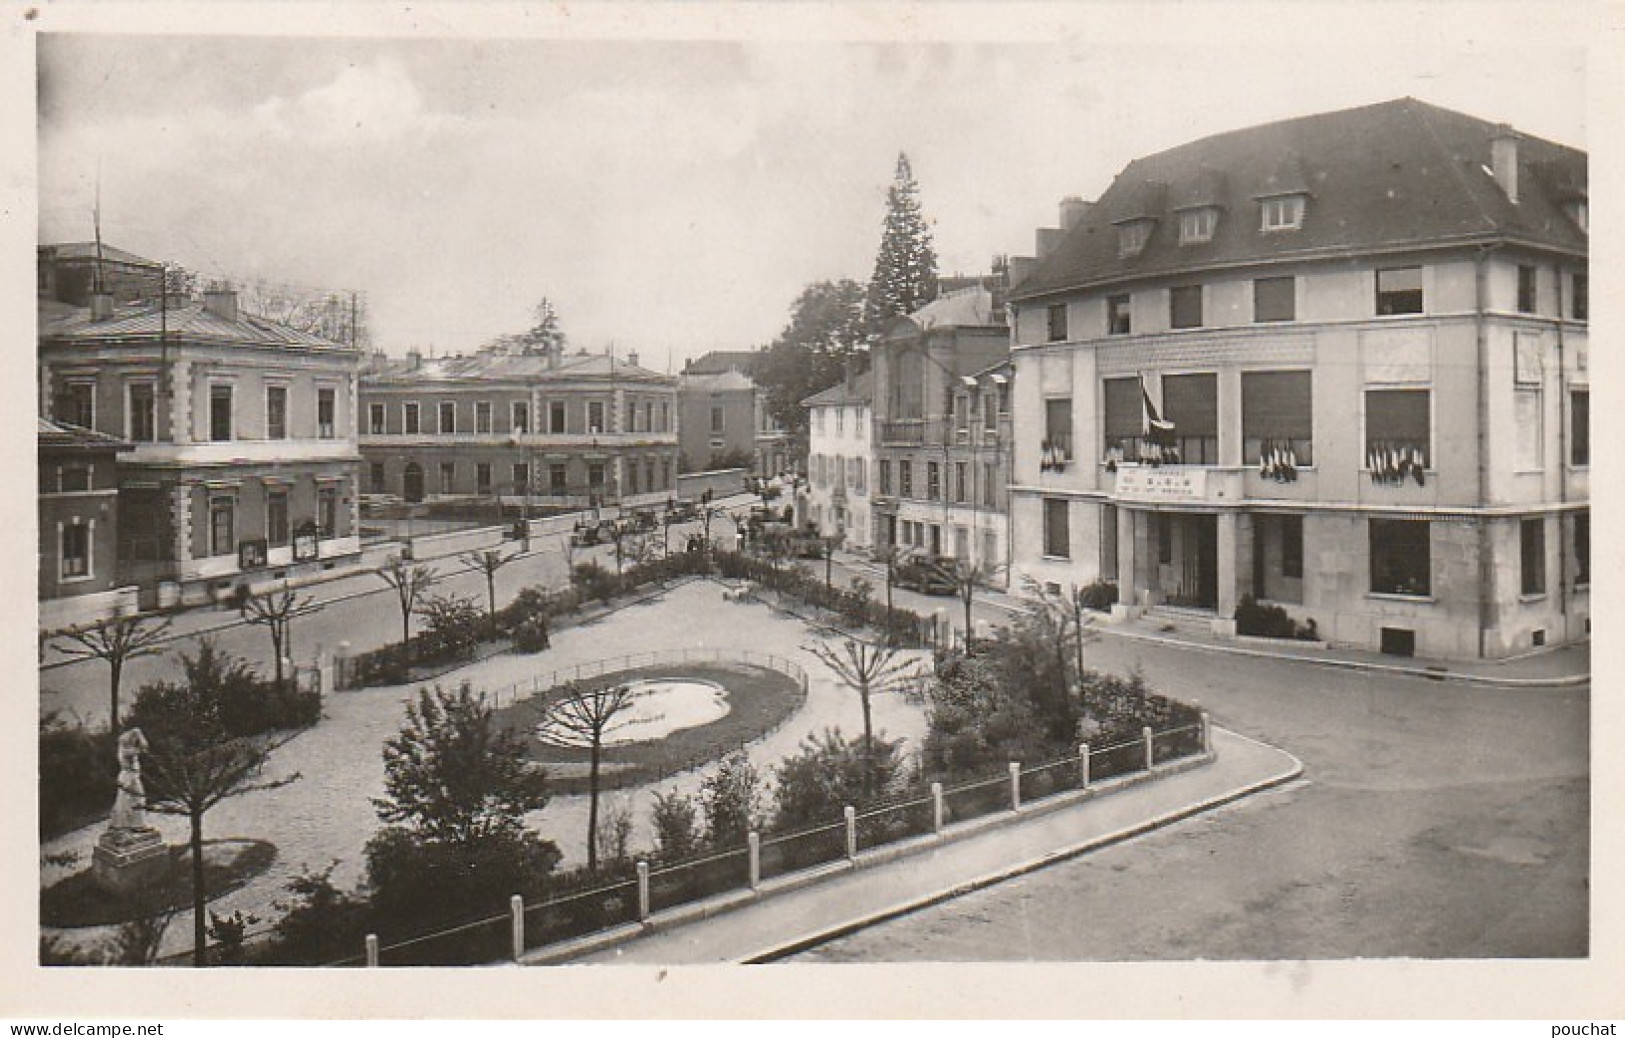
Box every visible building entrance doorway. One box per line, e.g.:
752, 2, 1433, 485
1157, 512, 1218, 609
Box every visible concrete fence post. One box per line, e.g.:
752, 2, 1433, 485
1079, 743, 1091, 790
844, 806, 857, 861
636, 860, 651, 921
1143, 725, 1155, 770
365, 933, 379, 968
1009, 762, 1022, 811
931, 782, 944, 834
748, 831, 761, 891
1201, 710, 1212, 754
335, 640, 352, 691
510, 894, 524, 961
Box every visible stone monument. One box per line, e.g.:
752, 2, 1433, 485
91, 728, 170, 896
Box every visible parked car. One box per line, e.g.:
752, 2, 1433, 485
894, 554, 957, 596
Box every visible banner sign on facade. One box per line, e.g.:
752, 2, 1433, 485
1115, 466, 1209, 502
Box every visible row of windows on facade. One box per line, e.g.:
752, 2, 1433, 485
1113, 196, 1587, 259
368, 457, 673, 496
1036, 376, 1590, 472
1038, 501, 1590, 599
888, 516, 999, 564
1044, 267, 1590, 342
55, 383, 340, 442
811, 406, 867, 437
368, 398, 670, 436
871, 458, 1001, 509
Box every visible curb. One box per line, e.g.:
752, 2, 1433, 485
739, 745, 1307, 963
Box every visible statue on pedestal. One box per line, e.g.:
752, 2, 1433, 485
93, 726, 169, 896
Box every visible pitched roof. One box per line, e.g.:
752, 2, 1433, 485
38, 417, 131, 453
1013, 97, 1587, 301
802, 369, 873, 408
886, 285, 1005, 338
684, 350, 761, 376
39, 242, 162, 268
681, 369, 756, 393
43, 300, 355, 351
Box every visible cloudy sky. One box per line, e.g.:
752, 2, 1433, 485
35, 6, 1590, 366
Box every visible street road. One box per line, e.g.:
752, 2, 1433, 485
792, 631, 1589, 960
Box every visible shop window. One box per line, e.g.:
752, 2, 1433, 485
1369, 519, 1430, 597
1375, 266, 1424, 316
1243, 370, 1313, 468
1043, 498, 1070, 558
1253, 277, 1295, 323
1169, 285, 1203, 329
60, 522, 90, 579
1521, 518, 1545, 596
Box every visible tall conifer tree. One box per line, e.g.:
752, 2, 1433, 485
862, 152, 938, 339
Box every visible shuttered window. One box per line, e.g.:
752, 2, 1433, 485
1365, 389, 1430, 466
1163, 373, 1218, 464
1242, 371, 1313, 464
1103, 377, 1141, 447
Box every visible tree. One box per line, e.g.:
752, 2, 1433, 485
773, 728, 906, 829
57, 614, 173, 737
700, 752, 765, 848
460, 548, 514, 617
137, 645, 300, 966
755, 279, 866, 440
804, 637, 923, 795
862, 152, 938, 341
947, 558, 1005, 646
373, 682, 551, 847
377, 555, 437, 655
650, 788, 702, 862
819, 530, 846, 589
1024, 575, 1102, 696
237, 280, 370, 348
537, 681, 638, 873
366, 683, 559, 939
480, 297, 567, 357
239, 584, 318, 691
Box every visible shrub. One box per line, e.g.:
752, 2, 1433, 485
39, 713, 117, 838
414, 593, 487, 665
650, 789, 702, 863
700, 752, 765, 849
512, 614, 551, 654
347, 644, 410, 688
263, 864, 372, 966
772, 729, 906, 832
1078, 579, 1119, 612
1235, 594, 1317, 640
127, 640, 319, 742
572, 561, 622, 604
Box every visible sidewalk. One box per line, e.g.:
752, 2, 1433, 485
830, 550, 1589, 689
548, 726, 1300, 965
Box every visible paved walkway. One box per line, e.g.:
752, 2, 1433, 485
559, 726, 1300, 965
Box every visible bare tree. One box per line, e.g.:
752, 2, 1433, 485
804, 638, 923, 794
947, 558, 1005, 647
459, 548, 514, 617
538, 682, 638, 872
57, 615, 172, 736
377, 556, 438, 655
1023, 576, 1102, 690
239, 584, 319, 690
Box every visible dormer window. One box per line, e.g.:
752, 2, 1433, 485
1117, 219, 1154, 258
1260, 194, 1306, 232
1179, 207, 1219, 244
1565, 200, 1588, 233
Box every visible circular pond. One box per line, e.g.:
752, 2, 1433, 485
535, 678, 730, 748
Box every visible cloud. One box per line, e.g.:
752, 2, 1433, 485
252, 56, 432, 145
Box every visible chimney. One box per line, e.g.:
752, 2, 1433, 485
406, 348, 422, 370
1035, 227, 1065, 260
626, 350, 640, 369
202, 283, 238, 323
1491, 124, 1520, 204
89, 293, 115, 321
1059, 196, 1092, 230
